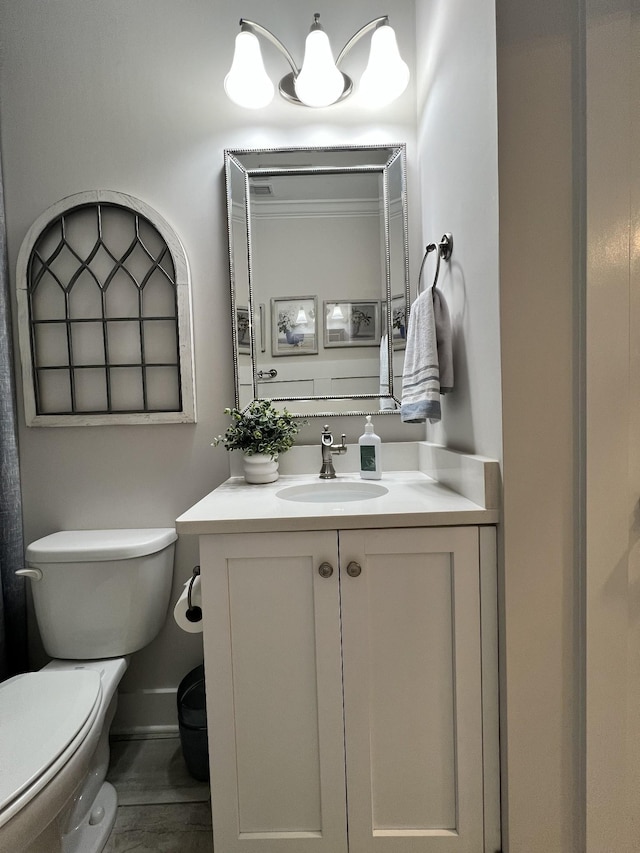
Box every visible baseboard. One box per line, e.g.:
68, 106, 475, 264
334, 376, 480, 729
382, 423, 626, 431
111, 687, 180, 737
111, 725, 181, 738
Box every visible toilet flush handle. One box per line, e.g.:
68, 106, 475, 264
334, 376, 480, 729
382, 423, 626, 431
16, 568, 43, 581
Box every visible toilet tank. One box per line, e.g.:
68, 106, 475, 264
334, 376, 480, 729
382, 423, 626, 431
25, 529, 177, 660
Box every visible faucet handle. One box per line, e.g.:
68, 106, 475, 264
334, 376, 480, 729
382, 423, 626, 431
334, 433, 347, 454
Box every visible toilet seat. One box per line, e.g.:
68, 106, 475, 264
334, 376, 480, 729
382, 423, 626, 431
0, 670, 102, 826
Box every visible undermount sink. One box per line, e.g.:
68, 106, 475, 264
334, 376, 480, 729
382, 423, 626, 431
276, 481, 389, 504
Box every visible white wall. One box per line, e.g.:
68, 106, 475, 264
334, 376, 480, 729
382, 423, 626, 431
414, 0, 502, 461
0, 0, 420, 728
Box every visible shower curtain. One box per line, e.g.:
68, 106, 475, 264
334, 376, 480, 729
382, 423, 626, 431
0, 154, 27, 680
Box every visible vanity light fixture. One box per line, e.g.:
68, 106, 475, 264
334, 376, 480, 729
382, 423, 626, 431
224, 13, 410, 109
295, 306, 308, 325
330, 303, 345, 321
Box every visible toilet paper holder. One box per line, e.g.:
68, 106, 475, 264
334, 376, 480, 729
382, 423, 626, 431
186, 566, 202, 623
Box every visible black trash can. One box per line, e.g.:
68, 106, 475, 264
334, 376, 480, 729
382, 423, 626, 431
177, 663, 209, 782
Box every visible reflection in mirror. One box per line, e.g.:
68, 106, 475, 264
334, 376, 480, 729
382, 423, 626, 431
224, 145, 409, 417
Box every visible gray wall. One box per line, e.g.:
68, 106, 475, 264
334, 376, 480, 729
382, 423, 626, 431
415, 0, 501, 462
0, 0, 504, 734
4, 2, 631, 849
496, 1, 582, 850
584, 2, 639, 849
0, 0, 420, 728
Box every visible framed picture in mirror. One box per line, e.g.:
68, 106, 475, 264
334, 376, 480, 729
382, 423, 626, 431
382, 295, 408, 350
271, 296, 318, 356
323, 300, 382, 348
391, 295, 407, 349
236, 306, 250, 350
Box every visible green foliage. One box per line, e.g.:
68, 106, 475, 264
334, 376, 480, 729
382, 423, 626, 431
212, 400, 305, 459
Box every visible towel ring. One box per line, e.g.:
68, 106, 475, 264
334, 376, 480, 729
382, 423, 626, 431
417, 233, 453, 294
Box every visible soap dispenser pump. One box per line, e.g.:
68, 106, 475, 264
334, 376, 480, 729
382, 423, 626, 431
359, 416, 382, 480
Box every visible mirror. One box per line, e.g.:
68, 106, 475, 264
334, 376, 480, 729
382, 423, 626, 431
225, 145, 409, 417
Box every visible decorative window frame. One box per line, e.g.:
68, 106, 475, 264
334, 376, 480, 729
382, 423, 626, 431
16, 190, 196, 426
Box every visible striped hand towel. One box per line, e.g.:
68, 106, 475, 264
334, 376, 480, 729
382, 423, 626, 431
401, 286, 453, 423
434, 287, 453, 394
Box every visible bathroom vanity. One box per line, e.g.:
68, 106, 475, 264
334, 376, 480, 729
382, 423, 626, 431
176, 443, 501, 853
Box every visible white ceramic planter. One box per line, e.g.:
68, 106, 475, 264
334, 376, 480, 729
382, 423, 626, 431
243, 453, 279, 484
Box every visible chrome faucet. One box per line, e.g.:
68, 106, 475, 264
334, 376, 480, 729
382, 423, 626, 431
319, 425, 347, 479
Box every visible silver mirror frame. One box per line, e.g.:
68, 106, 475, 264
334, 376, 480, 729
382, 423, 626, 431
224, 144, 409, 417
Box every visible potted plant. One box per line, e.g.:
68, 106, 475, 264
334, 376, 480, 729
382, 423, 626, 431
212, 400, 304, 483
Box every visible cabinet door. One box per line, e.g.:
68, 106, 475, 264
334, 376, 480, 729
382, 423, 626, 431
199, 531, 348, 853
339, 527, 484, 853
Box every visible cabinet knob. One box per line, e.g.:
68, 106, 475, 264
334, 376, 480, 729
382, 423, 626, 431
318, 562, 334, 579
346, 561, 362, 578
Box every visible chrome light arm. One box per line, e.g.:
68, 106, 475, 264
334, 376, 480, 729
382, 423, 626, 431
239, 18, 300, 75
335, 16, 389, 67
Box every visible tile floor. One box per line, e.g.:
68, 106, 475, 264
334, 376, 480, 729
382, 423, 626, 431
104, 735, 213, 853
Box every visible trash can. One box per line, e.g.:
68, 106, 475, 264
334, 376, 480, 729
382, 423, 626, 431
177, 663, 209, 782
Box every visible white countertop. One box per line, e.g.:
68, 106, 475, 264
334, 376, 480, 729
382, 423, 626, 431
175, 469, 500, 535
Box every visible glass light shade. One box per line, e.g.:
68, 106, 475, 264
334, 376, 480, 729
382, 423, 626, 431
331, 303, 345, 321
294, 30, 345, 107
358, 24, 410, 108
224, 30, 275, 109
295, 307, 308, 324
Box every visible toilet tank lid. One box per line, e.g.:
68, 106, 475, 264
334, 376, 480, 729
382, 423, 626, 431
26, 528, 178, 563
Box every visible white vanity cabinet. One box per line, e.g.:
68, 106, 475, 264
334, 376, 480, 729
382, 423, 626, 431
198, 524, 499, 853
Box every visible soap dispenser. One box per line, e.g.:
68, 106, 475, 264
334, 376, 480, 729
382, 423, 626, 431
359, 416, 382, 479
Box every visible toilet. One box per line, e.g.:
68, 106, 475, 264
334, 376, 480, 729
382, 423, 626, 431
0, 527, 177, 853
